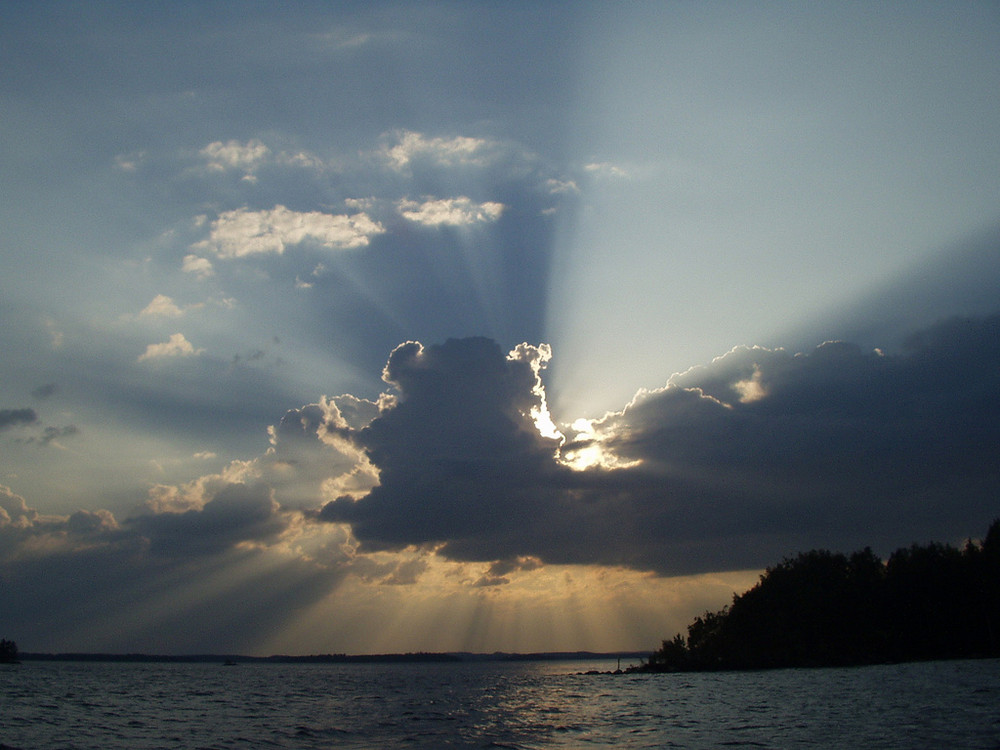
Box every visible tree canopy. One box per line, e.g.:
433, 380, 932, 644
638, 520, 1000, 671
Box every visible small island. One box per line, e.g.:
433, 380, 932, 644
633, 519, 1000, 672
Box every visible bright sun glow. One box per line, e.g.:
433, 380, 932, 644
557, 417, 641, 471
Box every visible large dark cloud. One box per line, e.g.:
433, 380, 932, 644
590, 316, 1000, 571
321, 319, 1000, 575
321, 338, 563, 557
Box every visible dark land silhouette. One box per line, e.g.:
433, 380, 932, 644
11, 650, 648, 665
635, 519, 1000, 672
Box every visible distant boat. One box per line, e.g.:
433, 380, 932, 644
223, 659, 237, 666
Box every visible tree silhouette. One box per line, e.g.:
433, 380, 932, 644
637, 520, 1000, 672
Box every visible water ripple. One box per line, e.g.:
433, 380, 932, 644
1, 659, 999, 749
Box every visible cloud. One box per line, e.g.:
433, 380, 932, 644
0, 485, 38, 530
0, 409, 38, 431
0, 485, 125, 561
113, 151, 145, 172
0, 482, 347, 652
199, 139, 271, 173
544, 178, 580, 195
308, 27, 374, 52
260, 395, 380, 508
319, 338, 565, 558
36, 424, 80, 447
44, 318, 64, 348
138, 333, 203, 362
139, 294, 184, 317
198, 139, 326, 178
129, 482, 286, 556
397, 197, 505, 227
31, 383, 57, 400
1, 407, 76, 448
6, 317, 998, 653
379, 131, 499, 171
1, 476, 309, 576
474, 555, 544, 587
192, 205, 385, 258
182, 254, 215, 278
319, 318, 1000, 575
584, 161, 629, 179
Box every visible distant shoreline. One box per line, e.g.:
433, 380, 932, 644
15, 650, 650, 665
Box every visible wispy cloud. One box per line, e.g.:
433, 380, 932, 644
36, 424, 79, 448
113, 151, 145, 172
584, 161, 629, 179
31, 383, 57, 400
308, 27, 377, 52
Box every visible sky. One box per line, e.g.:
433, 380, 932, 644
2, 1, 999, 656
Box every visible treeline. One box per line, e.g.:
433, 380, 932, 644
639, 520, 1000, 672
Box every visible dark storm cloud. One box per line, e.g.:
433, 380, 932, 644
321, 319, 1000, 575
320, 338, 563, 555
0, 408, 37, 430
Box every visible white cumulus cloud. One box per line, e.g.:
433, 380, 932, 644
139, 294, 184, 317
199, 139, 271, 172
193, 206, 385, 258
380, 131, 497, 171
181, 254, 215, 278
398, 197, 504, 227
198, 138, 327, 176
138, 333, 203, 362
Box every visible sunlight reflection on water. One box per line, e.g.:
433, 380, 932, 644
1, 658, 999, 749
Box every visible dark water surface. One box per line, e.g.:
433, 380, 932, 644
2, 658, 999, 748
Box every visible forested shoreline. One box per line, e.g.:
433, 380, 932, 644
635, 520, 1000, 672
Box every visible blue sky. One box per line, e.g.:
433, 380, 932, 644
2, 1, 999, 655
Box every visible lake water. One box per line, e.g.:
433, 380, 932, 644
2, 657, 999, 749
